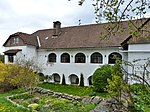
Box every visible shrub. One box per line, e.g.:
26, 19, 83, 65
44, 75, 49, 82
28, 103, 39, 110
93, 64, 113, 92
0, 104, 11, 112
130, 84, 150, 111
79, 73, 84, 87
0, 55, 4, 63
62, 74, 66, 85
0, 62, 39, 91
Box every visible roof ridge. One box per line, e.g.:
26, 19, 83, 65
32, 17, 150, 34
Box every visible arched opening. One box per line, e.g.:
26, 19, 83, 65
61, 53, 70, 63
88, 76, 93, 85
75, 53, 86, 63
52, 73, 60, 83
37, 73, 44, 81
108, 52, 122, 64
91, 52, 103, 64
69, 74, 79, 84
48, 53, 56, 62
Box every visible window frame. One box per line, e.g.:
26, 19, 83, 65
108, 52, 122, 64
91, 52, 103, 64
48, 53, 57, 63
75, 53, 86, 63
61, 53, 70, 63
11, 37, 19, 45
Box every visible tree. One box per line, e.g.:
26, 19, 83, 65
122, 59, 150, 93
106, 59, 150, 111
79, 73, 84, 86
107, 63, 132, 110
69, 0, 150, 39
15, 57, 43, 73
93, 64, 113, 92
62, 74, 66, 85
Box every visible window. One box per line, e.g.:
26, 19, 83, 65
75, 53, 86, 63
12, 37, 19, 45
61, 53, 70, 63
91, 52, 103, 63
108, 52, 122, 64
48, 53, 56, 62
8, 55, 14, 63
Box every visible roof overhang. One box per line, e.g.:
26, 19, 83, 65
4, 49, 22, 55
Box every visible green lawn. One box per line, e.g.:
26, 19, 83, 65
0, 89, 31, 112
0, 83, 108, 112
38, 83, 109, 97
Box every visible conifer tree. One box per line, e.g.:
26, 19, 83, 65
79, 73, 84, 87
62, 74, 66, 85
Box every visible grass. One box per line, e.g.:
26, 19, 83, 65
11, 92, 97, 112
38, 83, 109, 98
0, 89, 31, 112
0, 83, 108, 112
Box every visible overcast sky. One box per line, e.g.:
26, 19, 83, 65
0, 0, 150, 54
0, 0, 96, 53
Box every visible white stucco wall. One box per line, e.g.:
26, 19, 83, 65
129, 43, 150, 51
4, 45, 125, 86
4, 45, 37, 63
127, 44, 150, 84
37, 47, 123, 86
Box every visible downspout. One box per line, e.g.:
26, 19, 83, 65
37, 36, 41, 47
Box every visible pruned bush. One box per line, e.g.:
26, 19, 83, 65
93, 64, 113, 92
62, 74, 66, 85
79, 73, 84, 87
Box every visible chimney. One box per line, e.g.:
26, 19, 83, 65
53, 21, 61, 36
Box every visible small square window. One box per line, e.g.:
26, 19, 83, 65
12, 37, 19, 45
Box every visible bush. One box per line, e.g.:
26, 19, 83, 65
0, 104, 11, 112
0, 55, 4, 63
0, 62, 39, 91
93, 64, 113, 92
130, 84, 150, 111
79, 73, 84, 87
62, 74, 66, 85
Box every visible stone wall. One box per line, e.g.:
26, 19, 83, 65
31, 87, 102, 104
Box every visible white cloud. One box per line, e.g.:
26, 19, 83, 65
1, 0, 149, 54
0, 0, 95, 53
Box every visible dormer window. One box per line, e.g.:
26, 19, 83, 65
12, 37, 19, 45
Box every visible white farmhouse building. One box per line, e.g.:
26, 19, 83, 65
3, 18, 150, 86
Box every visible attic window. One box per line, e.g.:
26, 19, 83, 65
11, 37, 19, 45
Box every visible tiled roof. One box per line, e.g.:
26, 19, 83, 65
3, 18, 150, 48
18, 32, 38, 46
32, 18, 149, 49
3, 32, 38, 47
121, 18, 150, 45
4, 49, 22, 55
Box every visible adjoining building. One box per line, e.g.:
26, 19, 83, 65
3, 18, 150, 86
